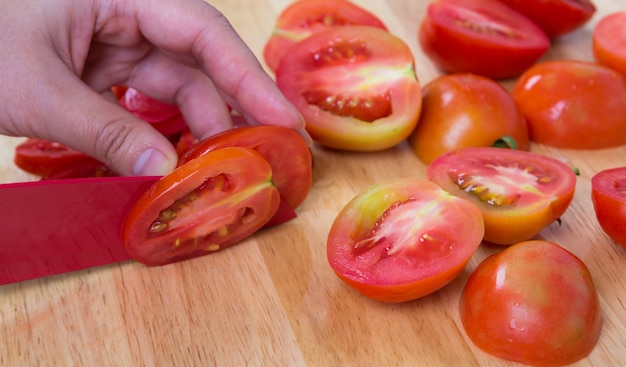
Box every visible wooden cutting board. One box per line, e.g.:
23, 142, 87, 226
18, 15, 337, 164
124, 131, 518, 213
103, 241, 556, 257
2, 0, 625, 365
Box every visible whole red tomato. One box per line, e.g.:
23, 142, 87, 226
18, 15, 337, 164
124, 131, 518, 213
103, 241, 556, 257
276, 26, 421, 151
263, 0, 387, 73
593, 11, 626, 78
428, 147, 577, 245
496, 0, 596, 38
418, 0, 549, 79
327, 178, 484, 303
591, 167, 626, 248
408, 73, 529, 164
460, 240, 602, 366
512, 60, 626, 149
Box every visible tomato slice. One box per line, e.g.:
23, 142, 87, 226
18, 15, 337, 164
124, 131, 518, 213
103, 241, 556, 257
591, 167, 626, 249
497, 0, 596, 38
593, 11, 626, 78
122, 146, 280, 266
263, 0, 387, 73
418, 0, 549, 79
179, 125, 312, 212
327, 178, 484, 303
276, 26, 422, 151
118, 87, 188, 135
428, 147, 577, 245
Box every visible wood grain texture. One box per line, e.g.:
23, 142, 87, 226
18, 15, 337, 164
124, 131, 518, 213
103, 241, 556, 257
2, 0, 626, 365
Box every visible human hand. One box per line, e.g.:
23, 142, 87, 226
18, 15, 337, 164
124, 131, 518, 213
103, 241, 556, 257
0, 0, 307, 176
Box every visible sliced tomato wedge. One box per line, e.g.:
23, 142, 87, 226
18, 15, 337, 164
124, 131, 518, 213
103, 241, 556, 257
276, 26, 421, 151
122, 146, 280, 266
591, 167, 626, 249
327, 178, 484, 303
118, 87, 188, 135
428, 147, 577, 245
418, 0, 550, 79
593, 11, 626, 78
263, 0, 387, 73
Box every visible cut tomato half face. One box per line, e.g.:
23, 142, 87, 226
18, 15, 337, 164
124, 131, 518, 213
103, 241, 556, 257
591, 167, 626, 249
418, 0, 550, 79
593, 11, 626, 78
276, 26, 422, 151
263, 0, 387, 73
428, 147, 577, 245
327, 178, 484, 303
122, 146, 280, 266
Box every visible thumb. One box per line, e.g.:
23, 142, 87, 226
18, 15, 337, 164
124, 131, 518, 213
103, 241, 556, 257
34, 80, 178, 176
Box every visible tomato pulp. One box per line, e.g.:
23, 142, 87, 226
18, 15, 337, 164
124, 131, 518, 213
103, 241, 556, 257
428, 147, 577, 245
327, 178, 484, 303
276, 26, 421, 151
591, 167, 626, 249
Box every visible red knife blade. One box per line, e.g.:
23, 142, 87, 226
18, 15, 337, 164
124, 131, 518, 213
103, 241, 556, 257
0, 176, 159, 285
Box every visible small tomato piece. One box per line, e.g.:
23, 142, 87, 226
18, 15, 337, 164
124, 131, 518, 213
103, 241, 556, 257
276, 26, 422, 151
418, 0, 549, 79
593, 11, 626, 78
122, 147, 280, 266
591, 167, 626, 248
461, 240, 602, 366
428, 147, 577, 245
512, 60, 626, 149
408, 73, 529, 164
327, 178, 484, 303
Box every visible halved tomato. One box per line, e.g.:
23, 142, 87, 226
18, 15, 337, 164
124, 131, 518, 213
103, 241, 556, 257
118, 87, 188, 136
593, 11, 626, 78
122, 146, 280, 266
591, 167, 626, 248
327, 178, 484, 303
276, 26, 421, 151
497, 0, 596, 38
428, 147, 577, 245
408, 73, 529, 164
418, 0, 550, 79
263, 0, 387, 73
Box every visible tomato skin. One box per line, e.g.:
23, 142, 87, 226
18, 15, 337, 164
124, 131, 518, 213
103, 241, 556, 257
179, 125, 312, 211
263, 0, 387, 73
460, 240, 602, 366
591, 167, 626, 248
276, 26, 421, 151
512, 60, 626, 149
428, 147, 577, 245
118, 87, 188, 136
593, 11, 626, 78
497, 0, 596, 38
418, 0, 550, 79
408, 73, 529, 164
327, 178, 484, 303
122, 147, 280, 266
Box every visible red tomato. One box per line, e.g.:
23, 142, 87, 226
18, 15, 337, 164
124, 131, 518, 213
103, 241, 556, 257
418, 0, 550, 79
593, 11, 626, 78
496, 0, 596, 38
327, 178, 484, 303
263, 0, 387, 73
276, 26, 422, 151
179, 125, 312, 212
512, 60, 626, 149
13, 138, 110, 178
408, 73, 529, 164
591, 167, 626, 248
122, 147, 280, 266
118, 87, 188, 135
428, 147, 577, 245
460, 240, 602, 366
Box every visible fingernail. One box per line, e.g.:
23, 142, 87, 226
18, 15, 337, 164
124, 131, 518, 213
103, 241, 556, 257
297, 127, 314, 147
133, 148, 173, 176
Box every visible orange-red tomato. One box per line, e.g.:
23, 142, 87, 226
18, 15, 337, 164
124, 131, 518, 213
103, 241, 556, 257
418, 0, 549, 79
122, 147, 280, 266
276, 26, 422, 151
428, 147, 577, 245
461, 240, 602, 366
512, 60, 626, 149
591, 167, 626, 249
408, 73, 529, 164
327, 178, 484, 303
263, 0, 387, 73
593, 11, 626, 78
